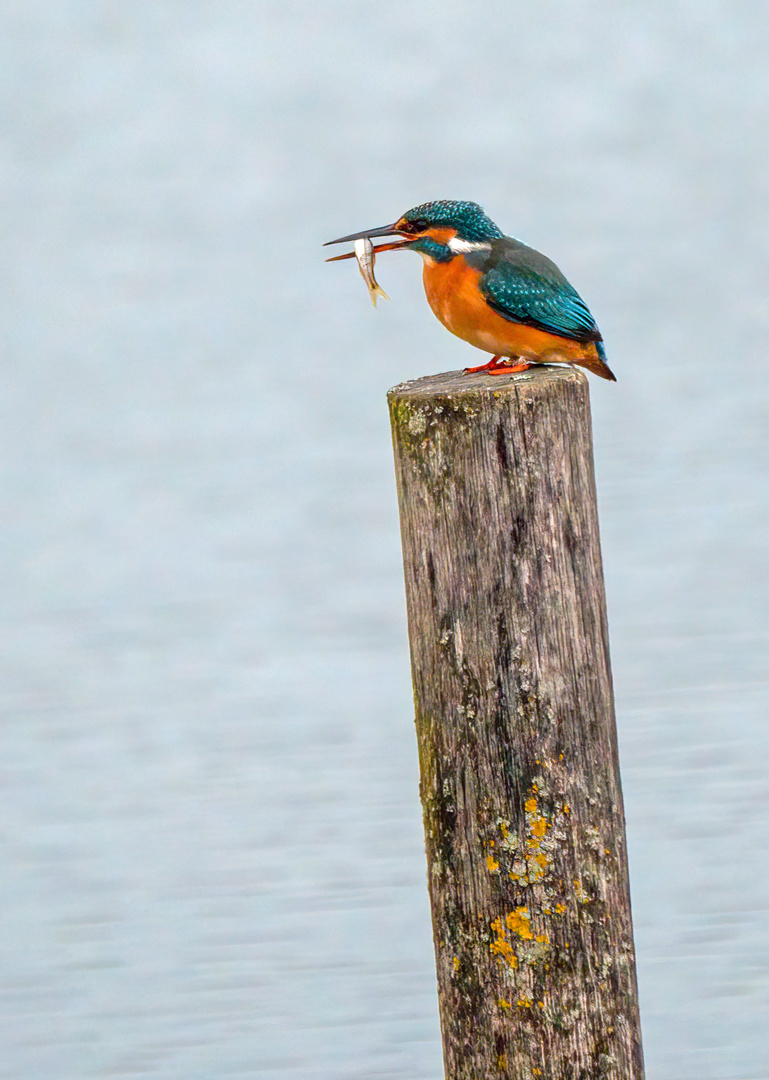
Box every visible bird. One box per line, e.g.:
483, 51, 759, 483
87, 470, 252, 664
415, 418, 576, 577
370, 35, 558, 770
324, 199, 615, 381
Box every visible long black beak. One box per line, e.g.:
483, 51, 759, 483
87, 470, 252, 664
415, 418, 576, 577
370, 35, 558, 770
323, 222, 401, 246
325, 238, 412, 263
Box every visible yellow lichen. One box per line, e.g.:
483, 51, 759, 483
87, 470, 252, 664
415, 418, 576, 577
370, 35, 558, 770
506, 907, 534, 940
487, 854, 500, 872
524, 797, 537, 813
490, 917, 519, 968
490, 939, 518, 967
517, 996, 533, 1008
531, 817, 548, 838
453, 956, 460, 972
497, 998, 512, 1009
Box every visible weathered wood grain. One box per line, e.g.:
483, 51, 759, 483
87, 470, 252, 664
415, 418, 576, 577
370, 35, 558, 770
388, 366, 644, 1080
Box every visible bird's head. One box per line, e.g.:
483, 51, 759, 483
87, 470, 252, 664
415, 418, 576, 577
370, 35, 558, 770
324, 200, 502, 264
395, 201, 502, 243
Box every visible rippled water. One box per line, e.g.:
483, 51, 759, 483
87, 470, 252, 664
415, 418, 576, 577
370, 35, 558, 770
1, 3, 768, 1078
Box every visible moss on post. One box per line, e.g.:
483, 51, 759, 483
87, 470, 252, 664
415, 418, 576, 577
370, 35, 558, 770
388, 367, 644, 1080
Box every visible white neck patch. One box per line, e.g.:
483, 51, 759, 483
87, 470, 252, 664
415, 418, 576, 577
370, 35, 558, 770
447, 237, 492, 255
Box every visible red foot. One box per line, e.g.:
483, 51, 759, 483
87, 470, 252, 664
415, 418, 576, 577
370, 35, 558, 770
464, 356, 537, 376
488, 359, 535, 376
464, 355, 504, 373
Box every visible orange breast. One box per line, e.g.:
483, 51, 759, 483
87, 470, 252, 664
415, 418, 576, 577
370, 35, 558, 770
422, 257, 594, 363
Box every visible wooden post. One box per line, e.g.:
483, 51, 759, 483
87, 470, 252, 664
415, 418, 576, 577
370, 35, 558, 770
388, 367, 644, 1080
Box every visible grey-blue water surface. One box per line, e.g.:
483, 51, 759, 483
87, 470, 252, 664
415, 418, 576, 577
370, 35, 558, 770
1, 2, 768, 1078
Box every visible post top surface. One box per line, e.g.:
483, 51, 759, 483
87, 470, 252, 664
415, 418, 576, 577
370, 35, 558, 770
387, 364, 587, 403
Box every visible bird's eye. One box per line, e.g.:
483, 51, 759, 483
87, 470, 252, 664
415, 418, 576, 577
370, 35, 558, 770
411, 219, 428, 232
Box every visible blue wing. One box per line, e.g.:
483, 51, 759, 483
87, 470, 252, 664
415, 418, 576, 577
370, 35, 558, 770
479, 239, 602, 344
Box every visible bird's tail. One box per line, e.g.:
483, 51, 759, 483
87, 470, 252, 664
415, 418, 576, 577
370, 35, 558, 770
580, 338, 617, 381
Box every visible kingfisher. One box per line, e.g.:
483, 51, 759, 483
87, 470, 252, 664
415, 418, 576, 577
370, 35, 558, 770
324, 199, 615, 381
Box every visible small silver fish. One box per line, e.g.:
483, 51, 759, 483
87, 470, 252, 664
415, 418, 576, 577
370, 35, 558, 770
354, 237, 389, 307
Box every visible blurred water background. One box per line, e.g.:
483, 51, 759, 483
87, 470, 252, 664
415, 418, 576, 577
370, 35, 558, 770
1, 2, 768, 1078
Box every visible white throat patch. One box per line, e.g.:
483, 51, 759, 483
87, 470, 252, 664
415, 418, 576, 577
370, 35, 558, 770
447, 237, 492, 255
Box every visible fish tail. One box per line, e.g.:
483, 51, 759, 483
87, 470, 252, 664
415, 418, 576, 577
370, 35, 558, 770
370, 285, 390, 307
